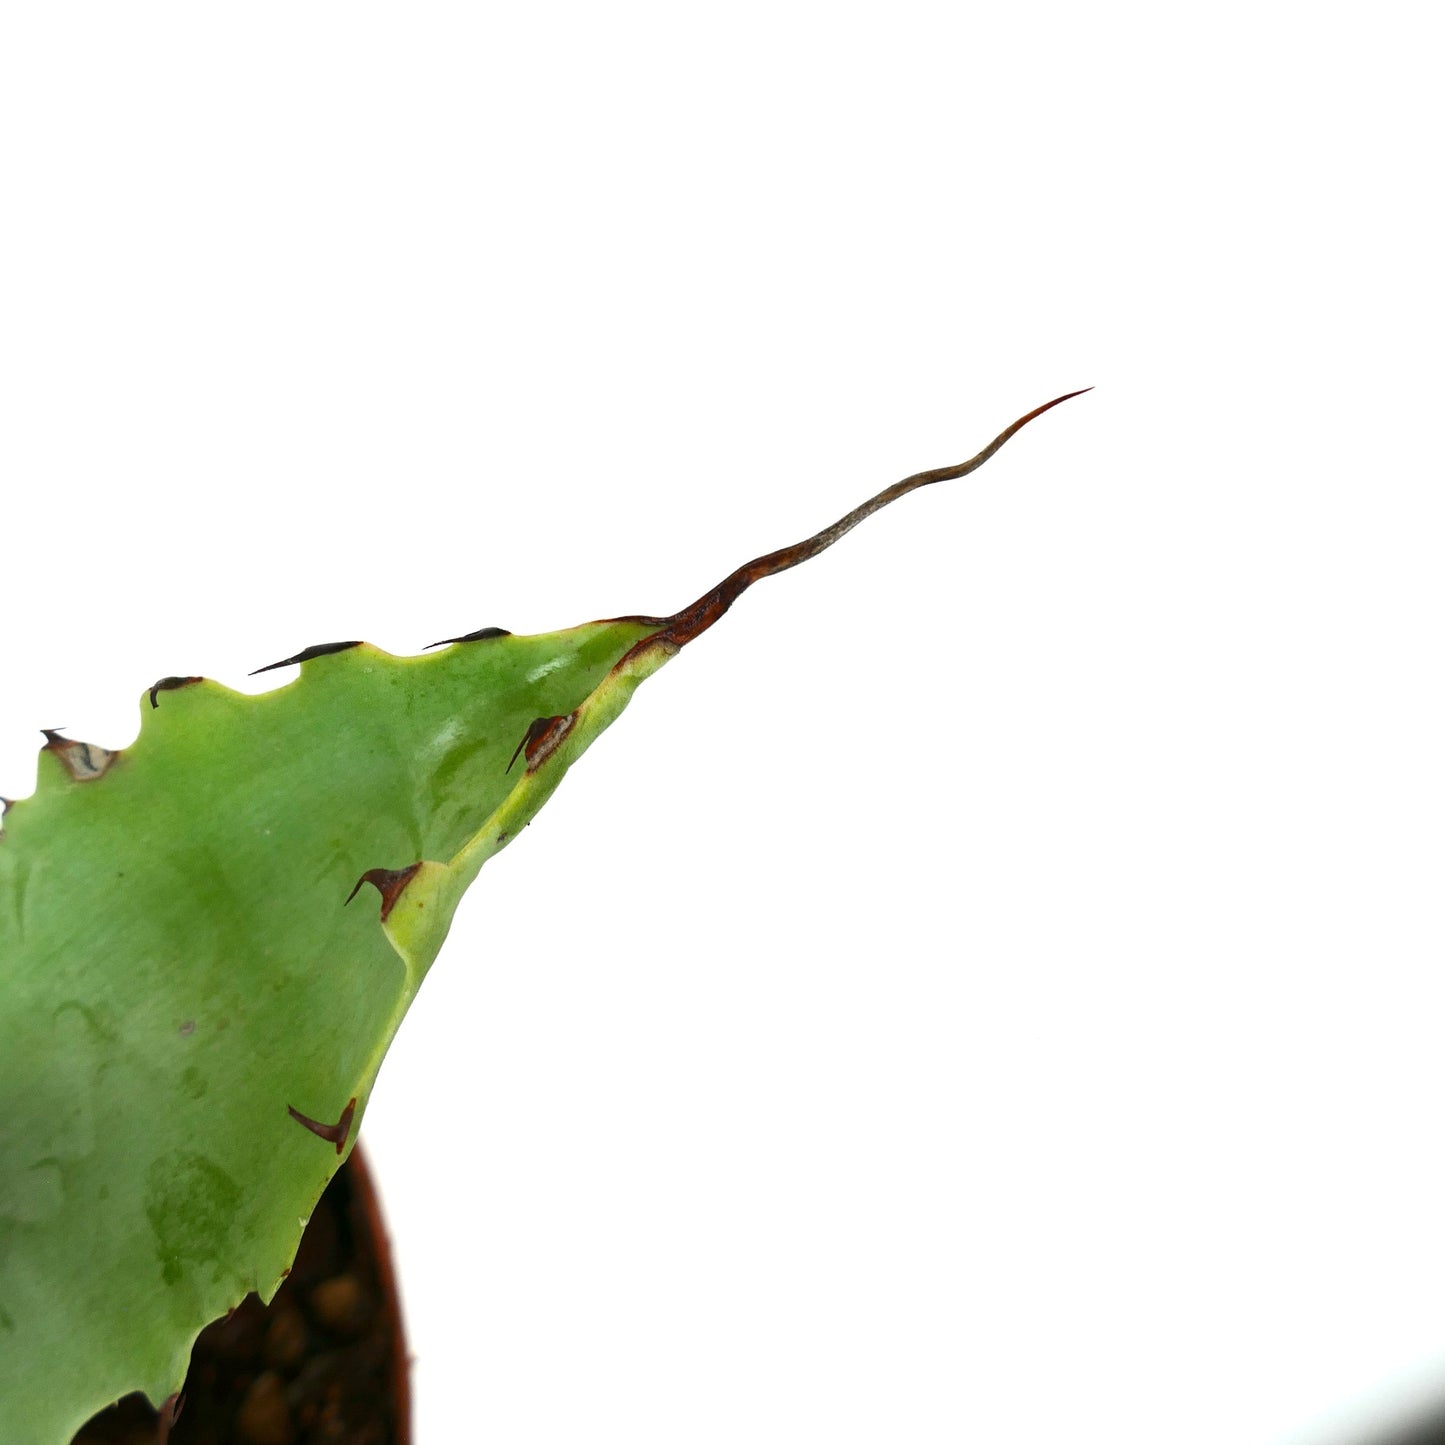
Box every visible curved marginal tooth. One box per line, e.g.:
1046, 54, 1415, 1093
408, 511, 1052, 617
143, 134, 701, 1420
344, 863, 423, 921
285, 1097, 357, 1155
426, 625, 512, 648
148, 676, 204, 709
251, 641, 364, 676
507, 713, 576, 774
41, 729, 117, 782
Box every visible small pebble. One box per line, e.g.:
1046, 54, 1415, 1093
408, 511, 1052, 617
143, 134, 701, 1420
286, 1349, 344, 1420
309, 1273, 373, 1337
262, 1301, 309, 1371
236, 1370, 293, 1445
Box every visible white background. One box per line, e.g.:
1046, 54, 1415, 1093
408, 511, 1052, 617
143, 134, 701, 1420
1, 6, 1441, 1444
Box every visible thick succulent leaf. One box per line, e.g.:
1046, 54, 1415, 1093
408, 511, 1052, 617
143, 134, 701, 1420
0, 392, 1082, 1444
0, 620, 661, 1441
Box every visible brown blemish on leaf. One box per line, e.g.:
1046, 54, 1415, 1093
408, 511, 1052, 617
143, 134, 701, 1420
250, 641, 364, 676
40, 729, 117, 782
286, 1097, 357, 1156
623, 388, 1092, 662
426, 625, 513, 648
344, 863, 423, 922
156, 1390, 184, 1444
507, 712, 576, 774
148, 675, 203, 709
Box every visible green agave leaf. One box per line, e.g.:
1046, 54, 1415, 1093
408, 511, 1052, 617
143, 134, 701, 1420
0, 391, 1083, 1444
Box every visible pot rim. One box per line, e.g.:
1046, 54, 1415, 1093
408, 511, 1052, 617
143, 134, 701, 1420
344, 1142, 413, 1445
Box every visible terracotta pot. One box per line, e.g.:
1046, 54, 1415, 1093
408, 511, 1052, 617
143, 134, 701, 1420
72, 1145, 411, 1444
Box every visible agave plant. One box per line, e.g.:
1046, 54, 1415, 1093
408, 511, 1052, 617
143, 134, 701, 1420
0, 390, 1086, 1443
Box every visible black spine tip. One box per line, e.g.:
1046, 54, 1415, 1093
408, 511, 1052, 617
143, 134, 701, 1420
426, 626, 512, 649
149, 676, 202, 709
251, 641, 364, 676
